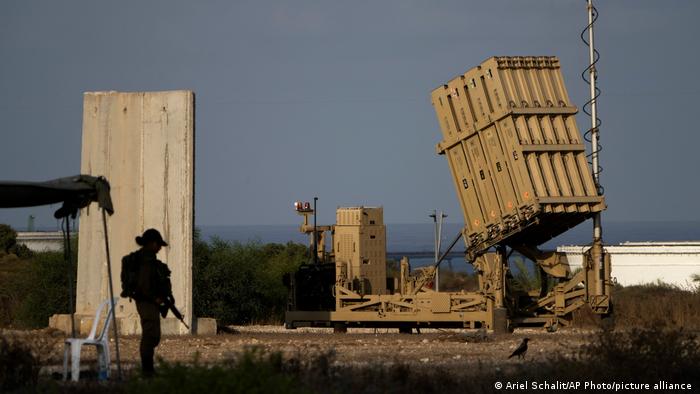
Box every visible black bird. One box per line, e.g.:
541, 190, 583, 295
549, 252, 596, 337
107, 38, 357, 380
508, 338, 530, 359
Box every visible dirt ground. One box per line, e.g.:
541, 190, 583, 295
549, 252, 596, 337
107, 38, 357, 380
4, 325, 594, 377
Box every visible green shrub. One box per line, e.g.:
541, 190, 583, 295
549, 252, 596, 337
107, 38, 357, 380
1, 252, 74, 328
13, 251, 76, 328
7, 244, 33, 260
0, 224, 17, 253
192, 230, 308, 325
0, 227, 304, 329
0, 223, 73, 328
0, 256, 30, 327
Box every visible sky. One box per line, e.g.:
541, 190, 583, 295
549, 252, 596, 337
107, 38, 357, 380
1, 0, 699, 229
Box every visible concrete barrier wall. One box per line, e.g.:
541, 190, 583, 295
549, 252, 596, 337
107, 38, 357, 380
76, 91, 194, 334
559, 242, 700, 288
16, 231, 67, 252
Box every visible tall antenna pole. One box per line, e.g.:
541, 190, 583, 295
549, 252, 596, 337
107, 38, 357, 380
588, 0, 600, 208
586, 0, 604, 296
313, 197, 318, 264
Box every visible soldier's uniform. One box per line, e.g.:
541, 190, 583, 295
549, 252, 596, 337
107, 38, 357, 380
123, 229, 172, 377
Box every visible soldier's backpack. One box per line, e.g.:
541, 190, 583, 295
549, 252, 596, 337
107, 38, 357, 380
120, 251, 140, 298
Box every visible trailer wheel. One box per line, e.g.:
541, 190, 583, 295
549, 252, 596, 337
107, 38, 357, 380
333, 323, 347, 333
599, 302, 615, 331
398, 325, 412, 334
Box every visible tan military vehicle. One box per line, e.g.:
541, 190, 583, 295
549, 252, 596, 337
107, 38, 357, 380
285, 57, 611, 333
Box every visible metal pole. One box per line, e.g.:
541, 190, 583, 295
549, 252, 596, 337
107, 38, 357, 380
64, 217, 76, 338
101, 209, 122, 380
313, 197, 318, 264
436, 211, 447, 292
437, 212, 442, 292
430, 211, 449, 291
588, 0, 604, 296
430, 211, 438, 291
414, 231, 464, 294
432, 231, 463, 270
588, 0, 599, 192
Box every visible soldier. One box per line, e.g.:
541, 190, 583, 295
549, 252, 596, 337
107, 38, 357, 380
121, 228, 172, 377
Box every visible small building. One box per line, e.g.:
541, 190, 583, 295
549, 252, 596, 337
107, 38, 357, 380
558, 241, 700, 288
16, 231, 67, 252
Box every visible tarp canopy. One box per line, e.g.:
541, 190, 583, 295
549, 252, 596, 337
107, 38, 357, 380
0, 174, 121, 375
0, 175, 113, 218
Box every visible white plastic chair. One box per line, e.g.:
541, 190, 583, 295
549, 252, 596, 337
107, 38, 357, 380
62, 298, 118, 381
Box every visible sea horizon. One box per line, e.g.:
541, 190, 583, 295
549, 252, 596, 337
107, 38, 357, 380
198, 220, 700, 253
18, 220, 700, 254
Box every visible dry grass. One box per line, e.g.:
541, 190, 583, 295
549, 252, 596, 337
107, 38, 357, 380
613, 282, 700, 329
25, 327, 698, 393
3, 323, 699, 393
572, 282, 700, 330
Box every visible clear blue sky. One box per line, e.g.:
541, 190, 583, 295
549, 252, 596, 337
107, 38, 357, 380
1, 1, 699, 228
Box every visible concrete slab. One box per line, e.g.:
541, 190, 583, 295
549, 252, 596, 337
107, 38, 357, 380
193, 318, 217, 335
73, 91, 195, 335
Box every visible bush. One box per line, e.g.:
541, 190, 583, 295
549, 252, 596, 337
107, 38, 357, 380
0, 224, 17, 254
0, 251, 76, 329
193, 230, 308, 325
610, 282, 700, 329
0, 256, 31, 327
0, 227, 303, 329
7, 244, 33, 260
570, 282, 700, 330
0, 223, 72, 328
14, 251, 76, 328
